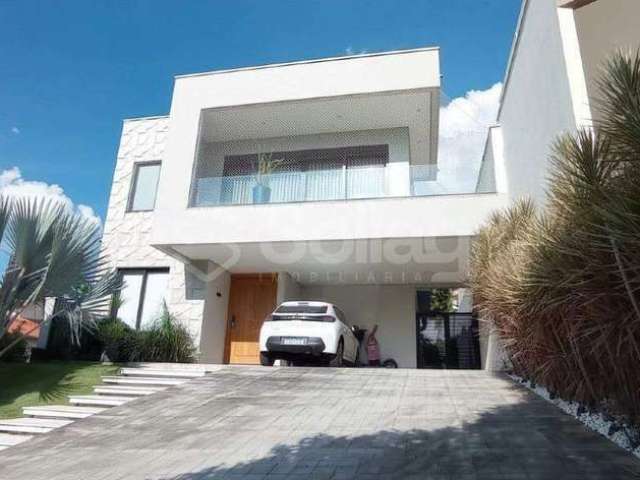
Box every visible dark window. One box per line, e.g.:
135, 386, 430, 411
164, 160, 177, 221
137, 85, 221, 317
222, 144, 389, 177
275, 305, 328, 314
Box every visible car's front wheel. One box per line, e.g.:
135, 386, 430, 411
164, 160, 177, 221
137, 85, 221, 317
260, 352, 274, 366
328, 339, 344, 367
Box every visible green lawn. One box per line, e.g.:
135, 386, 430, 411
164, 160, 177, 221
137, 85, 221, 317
0, 361, 120, 419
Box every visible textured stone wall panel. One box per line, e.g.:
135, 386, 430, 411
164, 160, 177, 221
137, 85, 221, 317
101, 117, 205, 346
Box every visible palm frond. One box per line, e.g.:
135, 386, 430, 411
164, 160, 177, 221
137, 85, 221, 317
470, 51, 640, 423
0, 194, 121, 352
594, 49, 640, 158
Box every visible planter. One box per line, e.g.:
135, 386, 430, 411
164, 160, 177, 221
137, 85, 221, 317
252, 184, 271, 204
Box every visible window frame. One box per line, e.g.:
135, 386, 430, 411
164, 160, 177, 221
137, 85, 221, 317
127, 161, 162, 213
115, 267, 170, 329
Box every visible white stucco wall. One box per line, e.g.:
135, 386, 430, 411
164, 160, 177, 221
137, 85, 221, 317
574, 0, 640, 121
498, 0, 578, 206
152, 192, 505, 248
101, 117, 207, 346
276, 272, 302, 305
476, 126, 508, 195
198, 263, 231, 363
476, 137, 496, 194
300, 284, 417, 368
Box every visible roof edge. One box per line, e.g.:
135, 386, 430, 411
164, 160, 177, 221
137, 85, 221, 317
497, 0, 529, 120
175, 46, 440, 80
123, 115, 169, 123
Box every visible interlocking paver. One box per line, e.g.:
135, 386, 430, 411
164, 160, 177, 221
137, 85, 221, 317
0, 367, 638, 479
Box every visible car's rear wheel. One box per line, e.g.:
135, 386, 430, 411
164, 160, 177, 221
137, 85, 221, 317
329, 339, 344, 367
260, 352, 274, 366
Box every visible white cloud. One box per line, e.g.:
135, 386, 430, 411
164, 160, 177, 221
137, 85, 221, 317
436, 82, 502, 192
0, 167, 101, 226
344, 46, 368, 56
10, 127, 20, 135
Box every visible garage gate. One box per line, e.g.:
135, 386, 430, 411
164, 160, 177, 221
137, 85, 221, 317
416, 312, 481, 369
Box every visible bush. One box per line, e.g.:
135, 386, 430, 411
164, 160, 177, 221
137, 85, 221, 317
470, 51, 640, 424
0, 333, 28, 363
97, 307, 196, 363
96, 318, 139, 362
138, 308, 197, 363
44, 314, 104, 361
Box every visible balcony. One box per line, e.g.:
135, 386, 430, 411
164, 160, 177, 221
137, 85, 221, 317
150, 48, 506, 252
190, 163, 481, 207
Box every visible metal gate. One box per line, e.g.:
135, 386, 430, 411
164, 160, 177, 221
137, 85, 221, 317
416, 312, 481, 369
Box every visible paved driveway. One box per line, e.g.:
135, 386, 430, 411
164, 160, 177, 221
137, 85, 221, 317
1, 367, 639, 479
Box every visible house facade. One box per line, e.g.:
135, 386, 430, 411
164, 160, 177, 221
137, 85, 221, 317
101, 0, 639, 369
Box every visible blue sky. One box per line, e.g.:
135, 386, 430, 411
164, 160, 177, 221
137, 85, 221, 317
0, 0, 521, 220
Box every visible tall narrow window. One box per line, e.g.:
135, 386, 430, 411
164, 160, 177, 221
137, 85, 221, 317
128, 162, 161, 211
117, 268, 170, 329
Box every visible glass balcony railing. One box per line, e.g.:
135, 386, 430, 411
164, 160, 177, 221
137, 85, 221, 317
190, 163, 485, 207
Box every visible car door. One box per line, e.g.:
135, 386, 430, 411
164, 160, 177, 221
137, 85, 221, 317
334, 307, 357, 361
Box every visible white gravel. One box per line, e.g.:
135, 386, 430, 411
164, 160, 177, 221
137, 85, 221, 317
510, 374, 640, 459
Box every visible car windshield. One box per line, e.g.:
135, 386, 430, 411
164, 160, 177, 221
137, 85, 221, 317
275, 305, 328, 314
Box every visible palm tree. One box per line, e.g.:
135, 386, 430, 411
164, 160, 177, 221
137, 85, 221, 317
0, 195, 121, 358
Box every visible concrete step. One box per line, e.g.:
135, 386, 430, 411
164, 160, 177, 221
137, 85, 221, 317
0, 433, 33, 447
129, 362, 222, 373
94, 385, 164, 396
120, 367, 205, 378
101, 376, 186, 386
23, 405, 105, 419
68, 395, 135, 407
0, 418, 72, 434
0, 423, 53, 434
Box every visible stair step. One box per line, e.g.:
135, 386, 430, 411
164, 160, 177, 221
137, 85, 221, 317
0, 433, 33, 446
68, 395, 135, 407
101, 376, 185, 386
94, 385, 164, 396
120, 368, 205, 378
23, 405, 105, 419
0, 418, 72, 429
129, 362, 210, 371
0, 424, 53, 434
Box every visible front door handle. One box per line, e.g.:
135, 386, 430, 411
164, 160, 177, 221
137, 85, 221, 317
230, 315, 236, 328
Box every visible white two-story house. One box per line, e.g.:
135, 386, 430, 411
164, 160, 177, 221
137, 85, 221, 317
101, 0, 639, 369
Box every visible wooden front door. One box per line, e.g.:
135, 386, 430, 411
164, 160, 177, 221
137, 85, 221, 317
225, 274, 277, 364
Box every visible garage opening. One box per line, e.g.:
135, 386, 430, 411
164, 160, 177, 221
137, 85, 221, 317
415, 289, 481, 369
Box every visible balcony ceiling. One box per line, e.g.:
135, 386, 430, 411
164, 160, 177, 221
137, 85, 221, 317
164, 236, 470, 286
199, 89, 439, 165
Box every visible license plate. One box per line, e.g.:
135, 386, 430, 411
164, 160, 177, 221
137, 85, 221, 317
282, 337, 306, 346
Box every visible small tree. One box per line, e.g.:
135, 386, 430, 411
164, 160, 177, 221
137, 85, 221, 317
0, 195, 121, 358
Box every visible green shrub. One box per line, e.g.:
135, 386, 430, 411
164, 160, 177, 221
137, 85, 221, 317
44, 314, 104, 361
138, 307, 196, 363
96, 318, 140, 362
97, 307, 196, 363
0, 333, 28, 363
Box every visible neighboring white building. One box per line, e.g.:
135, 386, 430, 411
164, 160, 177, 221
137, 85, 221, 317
101, 0, 639, 369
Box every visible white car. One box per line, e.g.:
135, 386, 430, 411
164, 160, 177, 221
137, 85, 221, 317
259, 301, 359, 367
